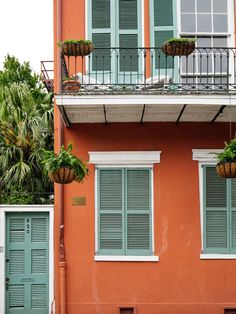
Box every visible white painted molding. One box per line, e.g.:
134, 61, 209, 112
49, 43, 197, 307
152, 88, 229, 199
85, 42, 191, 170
192, 149, 223, 162
89, 151, 161, 165
200, 254, 236, 260
94, 255, 159, 262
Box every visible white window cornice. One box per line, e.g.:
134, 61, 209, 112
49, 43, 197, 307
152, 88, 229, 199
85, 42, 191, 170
89, 151, 161, 166
192, 149, 222, 163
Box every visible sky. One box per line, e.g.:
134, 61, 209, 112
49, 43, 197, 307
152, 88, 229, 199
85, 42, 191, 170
0, 0, 53, 74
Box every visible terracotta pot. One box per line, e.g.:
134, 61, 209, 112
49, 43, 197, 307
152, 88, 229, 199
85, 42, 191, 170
62, 79, 81, 91
49, 167, 76, 184
62, 42, 94, 56
216, 162, 236, 178
162, 41, 195, 56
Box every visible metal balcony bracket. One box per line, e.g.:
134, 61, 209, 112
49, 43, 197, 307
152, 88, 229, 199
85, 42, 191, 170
58, 106, 71, 128
140, 105, 146, 124
176, 104, 187, 125
103, 105, 108, 124
210, 105, 226, 123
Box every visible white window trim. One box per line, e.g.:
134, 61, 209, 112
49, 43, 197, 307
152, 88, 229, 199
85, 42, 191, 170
89, 151, 161, 262
200, 254, 236, 260
89, 151, 161, 166
94, 255, 159, 262
0, 205, 54, 314
192, 149, 236, 260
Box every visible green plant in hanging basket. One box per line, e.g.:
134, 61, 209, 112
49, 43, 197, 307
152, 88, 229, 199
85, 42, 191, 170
43, 143, 88, 184
58, 39, 94, 56
162, 38, 196, 56
215, 138, 236, 178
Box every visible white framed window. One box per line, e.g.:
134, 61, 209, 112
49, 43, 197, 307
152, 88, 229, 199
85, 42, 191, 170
89, 151, 160, 262
193, 149, 236, 259
178, 0, 235, 87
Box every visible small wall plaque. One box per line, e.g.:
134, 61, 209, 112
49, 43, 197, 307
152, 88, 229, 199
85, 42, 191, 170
72, 196, 86, 206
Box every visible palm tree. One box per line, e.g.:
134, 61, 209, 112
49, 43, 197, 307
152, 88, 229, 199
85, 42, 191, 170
0, 83, 53, 203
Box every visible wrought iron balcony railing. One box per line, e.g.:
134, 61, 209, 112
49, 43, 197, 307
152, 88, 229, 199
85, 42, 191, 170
60, 47, 236, 95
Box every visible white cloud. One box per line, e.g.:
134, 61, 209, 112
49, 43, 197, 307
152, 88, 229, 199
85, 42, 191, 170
0, 0, 53, 73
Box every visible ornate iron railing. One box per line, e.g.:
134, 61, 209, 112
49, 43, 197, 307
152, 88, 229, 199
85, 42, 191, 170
60, 47, 236, 94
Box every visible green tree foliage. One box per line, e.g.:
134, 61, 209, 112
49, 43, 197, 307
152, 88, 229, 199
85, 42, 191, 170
0, 56, 54, 204
0, 55, 46, 103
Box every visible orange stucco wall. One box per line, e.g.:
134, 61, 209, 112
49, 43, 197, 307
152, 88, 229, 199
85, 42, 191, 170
53, 122, 236, 314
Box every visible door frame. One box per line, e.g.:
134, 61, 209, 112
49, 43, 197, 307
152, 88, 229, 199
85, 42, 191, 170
0, 205, 54, 314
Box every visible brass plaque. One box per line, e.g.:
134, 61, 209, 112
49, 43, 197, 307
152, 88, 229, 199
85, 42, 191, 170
72, 196, 86, 206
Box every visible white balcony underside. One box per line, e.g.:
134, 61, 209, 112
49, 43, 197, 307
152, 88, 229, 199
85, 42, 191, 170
55, 94, 236, 124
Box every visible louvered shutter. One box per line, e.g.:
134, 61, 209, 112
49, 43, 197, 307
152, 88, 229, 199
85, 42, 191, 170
6, 213, 49, 314
92, 0, 110, 29
126, 169, 152, 255
150, 0, 175, 72
204, 166, 228, 253
91, 0, 111, 73
230, 179, 236, 252
119, 0, 140, 76
98, 169, 124, 254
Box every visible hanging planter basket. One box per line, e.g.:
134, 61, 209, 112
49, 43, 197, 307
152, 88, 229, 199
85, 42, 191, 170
162, 40, 195, 56
62, 79, 81, 91
61, 41, 94, 57
216, 162, 236, 178
49, 167, 76, 184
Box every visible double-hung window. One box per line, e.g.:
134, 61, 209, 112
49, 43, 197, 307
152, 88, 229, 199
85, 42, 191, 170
203, 165, 236, 254
179, 0, 233, 88
97, 168, 153, 256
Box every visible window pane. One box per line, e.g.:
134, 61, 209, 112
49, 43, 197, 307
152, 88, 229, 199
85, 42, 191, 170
213, 0, 227, 13
213, 14, 228, 32
213, 37, 227, 48
197, 37, 211, 47
181, 13, 196, 32
180, 0, 195, 13
197, 0, 211, 13
197, 14, 212, 32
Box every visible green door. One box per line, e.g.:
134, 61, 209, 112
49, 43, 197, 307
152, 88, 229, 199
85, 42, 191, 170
5, 212, 49, 314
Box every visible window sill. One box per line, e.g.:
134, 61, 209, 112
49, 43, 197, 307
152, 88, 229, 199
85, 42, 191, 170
200, 254, 236, 260
94, 255, 159, 262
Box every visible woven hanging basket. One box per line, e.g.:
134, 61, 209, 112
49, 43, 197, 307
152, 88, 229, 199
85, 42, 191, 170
62, 42, 94, 57
49, 167, 76, 184
162, 41, 195, 56
216, 162, 236, 178
62, 79, 81, 91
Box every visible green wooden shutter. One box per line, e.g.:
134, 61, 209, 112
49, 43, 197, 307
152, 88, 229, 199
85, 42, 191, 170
92, 0, 110, 29
118, 0, 141, 79
126, 169, 152, 255
98, 169, 124, 254
90, 0, 111, 73
230, 179, 236, 252
204, 166, 229, 253
150, 0, 176, 73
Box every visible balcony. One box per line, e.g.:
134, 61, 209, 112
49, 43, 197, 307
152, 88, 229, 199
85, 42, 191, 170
55, 47, 236, 124
59, 47, 236, 94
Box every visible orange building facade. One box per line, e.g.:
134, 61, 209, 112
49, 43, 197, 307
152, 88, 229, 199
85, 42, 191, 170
53, 1, 236, 314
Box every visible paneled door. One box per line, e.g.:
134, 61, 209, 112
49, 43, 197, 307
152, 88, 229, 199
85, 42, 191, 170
5, 212, 49, 314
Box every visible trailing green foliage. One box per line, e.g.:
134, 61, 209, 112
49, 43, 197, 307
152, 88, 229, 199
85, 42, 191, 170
216, 138, 236, 164
57, 39, 93, 47
43, 143, 88, 183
